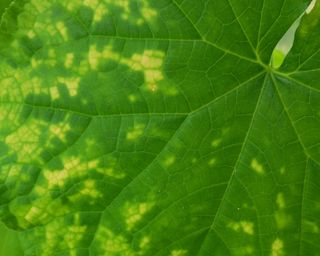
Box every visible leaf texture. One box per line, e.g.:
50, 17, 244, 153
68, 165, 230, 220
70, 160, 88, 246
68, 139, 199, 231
0, 0, 319, 255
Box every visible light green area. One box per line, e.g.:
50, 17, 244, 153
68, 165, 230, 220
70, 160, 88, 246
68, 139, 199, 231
0, 0, 320, 255
0, 222, 23, 256
272, 0, 317, 68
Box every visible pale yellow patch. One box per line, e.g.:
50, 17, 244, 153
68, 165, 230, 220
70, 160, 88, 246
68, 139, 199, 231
27, 30, 36, 38
163, 156, 175, 167
126, 50, 165, 93
126, 123, 145, 140
24, 206, 49, 224
88, 156, 126, 179
139, 236, 150, 249
50, 87, 60, 100
86, 45, 168, 94
50, 123, 71, 142
65, 216, 87, 250
84, 0, 158, 25
141, 6, 157, 21
170, 249, 188, 256
48, 49, 56, 58
129, 50, 164, 71
83, 0, 99, 6
228, 221, 254, 235
43, 168, 70, 189
31, 58, 40, 68
56, 22, 68, 41
128, 94, 138, 102
304, 220, 320, 233
124, 201, 154, 231
96, 227, 134, 255
57, 76, 80, 97
237, 245, 254, 255
65, 53, 74, 68
250, 159, 264, 174
43, 157, 90, 189
274, 211, 292, 229
271, 238, 284, 256
33, 184, 47, 195
93, 4, 108, 22
5, 119, 47, 163
88, 45, 101, 70
276, 193, 285, 209
97, 167, 126, 179
29, 0, 50, 12
80, 180, 103, 198
208, 158, 217, 166
211, 138, 222, 148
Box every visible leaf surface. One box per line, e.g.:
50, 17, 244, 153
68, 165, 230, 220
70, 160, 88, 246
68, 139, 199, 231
0, 0, 319, 255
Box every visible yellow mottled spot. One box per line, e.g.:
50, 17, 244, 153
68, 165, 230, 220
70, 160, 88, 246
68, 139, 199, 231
25, 206, 49, 223
68, 179, 103, 203
43, 157, 84, 189
238, 246, 254, 255
141, 6, 157, 21
5, 119, 47, 163
50, 87, 60, 100
86, 45, 169, 94
228, 221, 254, 235
276, 193, 285, 209
31, 58, 40, 68
304, 220, 320, 233
56, 22, 68, 41
88, 159, 99, 169
48, 49, 56, 58
271, 238, 284, 256
65, 53, 74, 68
93, 4, 108, 22
251, 159, 264, 174
126, 123, 145, 140
164, 156, 175, 167
125, 50, 166, 93
280, 166, 286, 174
170, 249, 188, 256
128, 94, 138, 102
129, 50, 164, 71
57, 77, 80, 97
211, 138, 222, 148
81, 180, 102, 198
208, 158, 217, 166
83, 0, 99, 6
50, 123, 71, 142
275, 211, 292, 229
98, 167, 125, 179
102, 45, 121, 60
88, 45, 100, 70
96, 226, 141, 255
65, 215, 87, 250
139, 236, 150, 249
91, 0, 158, 25
124, 201, 154, 231
27, 30, 36, 38
43, 169, 70, 189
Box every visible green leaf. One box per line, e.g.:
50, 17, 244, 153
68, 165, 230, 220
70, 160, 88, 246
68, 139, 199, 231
0, 0, 319, 255
0, 221, 23, 256
0, 0, 12, 17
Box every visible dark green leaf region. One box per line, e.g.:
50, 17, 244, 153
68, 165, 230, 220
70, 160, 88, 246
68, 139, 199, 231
0, 0, 320, 255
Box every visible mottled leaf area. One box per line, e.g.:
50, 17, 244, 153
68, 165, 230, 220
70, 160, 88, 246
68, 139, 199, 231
0, 0, 320, 255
